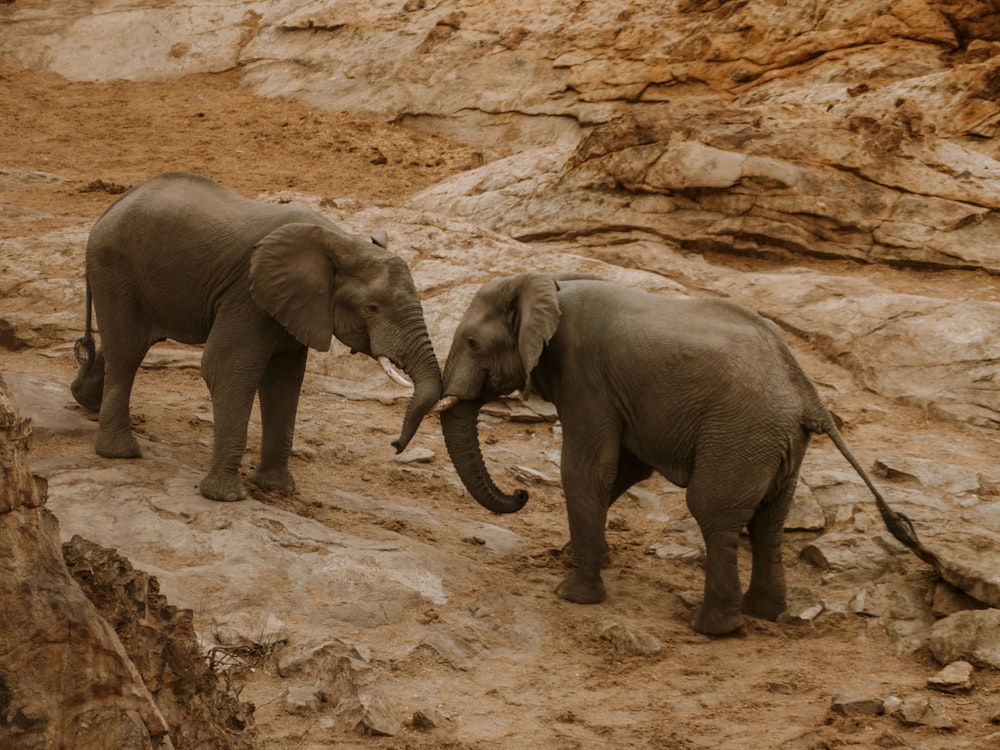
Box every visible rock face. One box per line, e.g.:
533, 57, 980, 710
0, 376, 254, 749
6, 0, 997, 426
0, 376, 169, 749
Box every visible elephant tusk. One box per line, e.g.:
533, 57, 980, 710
433, 395, 460, 414
378, 356, 413, 388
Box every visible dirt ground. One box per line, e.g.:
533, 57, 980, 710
3, 60, 1000, 749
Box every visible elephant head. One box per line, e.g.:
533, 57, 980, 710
439, 273, 563, 514
250, 222, 441, 451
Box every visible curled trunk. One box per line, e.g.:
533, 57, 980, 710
388, 322, 443, 453
439, 398, 528, 514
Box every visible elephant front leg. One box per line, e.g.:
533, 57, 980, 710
249, 347, 306, 494
554, 441, 615, 605
200, 341, 261, 502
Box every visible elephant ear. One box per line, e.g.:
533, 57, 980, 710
511, 273, 561, 399
250, 223, 337, 352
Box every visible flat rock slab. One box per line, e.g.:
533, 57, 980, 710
922, 526, 1000, 609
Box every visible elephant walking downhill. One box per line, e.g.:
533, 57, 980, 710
438, 273, 935, 635
72, 171, 442, 502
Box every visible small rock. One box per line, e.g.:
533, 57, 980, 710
418, 629, 482, 671
873, 729, 908, 747
892, 695, 954, 729
799, 532, 890, 581
284, 684, 323, 715
931, 582, 989, 618
412, 706, 448, 729
211, 612, 288, 650
927, 660, 974, 693
335, 690, 403, 736
850, 582, 926, 620
785, 482, 825, 531
882, 696, 903, 715
393, 446, 435, 464
595, 618, 661, 657
510, 464, 559, 485
929, 608, 1000, 668
277, 638, 371, 679
777, 587, 824, 625
831, 693, 883, 717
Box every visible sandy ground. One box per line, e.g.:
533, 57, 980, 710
3, 60, 999, 749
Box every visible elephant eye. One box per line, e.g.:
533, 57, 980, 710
365, 303, 380, 315
466, 336, 479, 352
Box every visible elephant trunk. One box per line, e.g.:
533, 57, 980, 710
388, 319, 443, 453
439, 398, 528, 514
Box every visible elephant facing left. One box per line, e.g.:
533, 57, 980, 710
71, 171, 442, 502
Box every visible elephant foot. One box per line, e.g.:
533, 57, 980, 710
741, 590, 786, 622
249, 465, 296, 494
94, 431, 142, 459
199, 472, 248, 502
555, 573, 607, 605
691, 604, 744, 636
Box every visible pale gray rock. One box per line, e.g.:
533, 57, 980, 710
929, 609, 1000, 668
850, 582, 928, 621
799, 532, 893, 581
785, 481, 826, 531
927, 660, 974, 694
830, 693, 883, 717
334, 690, 403, 737
777, 587, 825, 626
283, 684, 323, 715
393, 446, 436, 464
931, 583, 990, 619
594, 618, 662, 657
277, 640, 371, 680
417, 629, 483, 672
891, 695, 954, 729
919, 527, 1000, 608
412, 706, 449, 730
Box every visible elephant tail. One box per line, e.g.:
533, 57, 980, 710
816, 414, 940, 570
73, 278, 96, 377
70, 277, 103, 412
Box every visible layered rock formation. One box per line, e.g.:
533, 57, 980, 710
0, 376, 170, 748
0, 376, 253, 749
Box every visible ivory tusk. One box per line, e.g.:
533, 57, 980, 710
378, 356, 413, 388
432, 395, 460, 414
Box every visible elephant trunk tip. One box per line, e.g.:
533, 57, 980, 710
498, 488, 529, 514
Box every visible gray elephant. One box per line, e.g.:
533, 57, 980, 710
72, 171, 441, 502
438, 272, 935, 635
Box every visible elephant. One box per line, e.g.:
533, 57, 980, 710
438, 272, 936, 636
71, 171, 442, 502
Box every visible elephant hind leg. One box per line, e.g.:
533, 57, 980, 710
686, 468, 775, 636
94, 342, 152, 459
692, 528, 744, 635
742, 453, 807, 622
